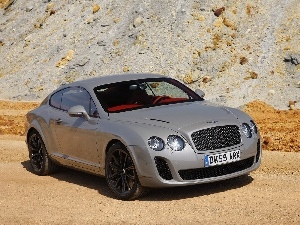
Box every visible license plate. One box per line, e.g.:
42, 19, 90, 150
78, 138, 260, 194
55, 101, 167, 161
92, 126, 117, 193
204, 150, 240, 167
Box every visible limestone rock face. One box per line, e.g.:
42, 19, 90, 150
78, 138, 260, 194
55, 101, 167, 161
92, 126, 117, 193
0, 0, 299, 109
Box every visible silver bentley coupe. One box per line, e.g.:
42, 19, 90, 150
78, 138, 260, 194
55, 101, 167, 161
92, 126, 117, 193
25, 73, 261, 200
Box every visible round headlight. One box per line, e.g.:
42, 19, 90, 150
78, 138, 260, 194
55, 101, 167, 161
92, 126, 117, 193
148, 136, 164, 151
250, 120, 257, 134
242, 123, 252, 138
167, 135, 185, 151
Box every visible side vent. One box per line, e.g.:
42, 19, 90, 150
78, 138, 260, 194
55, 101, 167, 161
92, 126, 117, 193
256, 139, 261, 163
154, 157, 173, 180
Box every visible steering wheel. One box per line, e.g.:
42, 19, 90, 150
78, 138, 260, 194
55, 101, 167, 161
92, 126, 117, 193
153, 96, 171, 104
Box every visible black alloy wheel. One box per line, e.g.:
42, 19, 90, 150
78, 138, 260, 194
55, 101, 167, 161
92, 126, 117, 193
28, 131, 57, 175
105, 143, 147, 200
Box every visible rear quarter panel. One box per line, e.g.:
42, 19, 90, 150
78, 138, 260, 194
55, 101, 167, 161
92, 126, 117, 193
26, 106, 59, 157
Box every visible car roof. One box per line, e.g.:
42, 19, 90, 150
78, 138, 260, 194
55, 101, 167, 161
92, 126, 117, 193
64, 73, 166, 90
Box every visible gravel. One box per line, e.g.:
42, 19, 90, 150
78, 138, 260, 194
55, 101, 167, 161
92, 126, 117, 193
0, 135, 299, 225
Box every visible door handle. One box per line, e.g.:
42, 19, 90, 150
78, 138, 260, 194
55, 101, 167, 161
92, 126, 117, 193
56, 118, 62, 124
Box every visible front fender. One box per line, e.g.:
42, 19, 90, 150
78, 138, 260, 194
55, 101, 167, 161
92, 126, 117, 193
97, 119, 182, 177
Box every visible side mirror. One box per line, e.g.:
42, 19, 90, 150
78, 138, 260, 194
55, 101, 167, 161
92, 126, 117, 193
68, 105, 90, 120
195, 89, 205, 98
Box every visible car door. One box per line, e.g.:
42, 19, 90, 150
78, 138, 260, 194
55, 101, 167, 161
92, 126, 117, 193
49, 87, 100, 172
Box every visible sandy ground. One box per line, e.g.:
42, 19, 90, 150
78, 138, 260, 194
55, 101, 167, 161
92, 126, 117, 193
0, 100, 299, 224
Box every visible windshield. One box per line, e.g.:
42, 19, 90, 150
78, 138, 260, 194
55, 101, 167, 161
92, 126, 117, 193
94, 77, 203, 113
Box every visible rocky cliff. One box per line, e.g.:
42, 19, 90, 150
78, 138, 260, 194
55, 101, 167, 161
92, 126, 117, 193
0, 0, 299, 109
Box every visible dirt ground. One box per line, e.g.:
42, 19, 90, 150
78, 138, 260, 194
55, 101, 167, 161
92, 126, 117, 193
0, 100, 299, 224
243, 100, 300, 152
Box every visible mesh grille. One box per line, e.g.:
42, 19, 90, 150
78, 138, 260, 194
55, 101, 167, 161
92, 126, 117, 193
191, 125, 241, 151
178, 157, 254, 180
154, 157, 173, 180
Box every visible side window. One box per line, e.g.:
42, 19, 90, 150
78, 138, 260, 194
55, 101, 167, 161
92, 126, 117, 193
89, 99, 98, 117
61, 88, 82, 111
49, 89, 64, 109
50, 87, 98, 117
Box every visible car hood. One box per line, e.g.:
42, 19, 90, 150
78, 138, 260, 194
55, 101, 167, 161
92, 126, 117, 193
108, 101, 241, 131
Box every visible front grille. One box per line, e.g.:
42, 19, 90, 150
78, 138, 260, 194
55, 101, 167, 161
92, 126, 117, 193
154, 157, 173, 180
191, 125, 241, 151
178, 157, 254, 180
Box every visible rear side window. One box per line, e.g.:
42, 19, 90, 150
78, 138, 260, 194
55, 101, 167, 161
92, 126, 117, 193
50, 87, 97, 116
49, 89, 64, 108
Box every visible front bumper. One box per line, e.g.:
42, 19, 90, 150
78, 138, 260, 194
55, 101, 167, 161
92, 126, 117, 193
130, 139, 261, 188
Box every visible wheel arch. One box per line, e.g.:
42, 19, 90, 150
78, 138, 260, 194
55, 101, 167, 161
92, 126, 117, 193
105, 139, 125, 155
102, 139, 127, 170
104, 139, 148, 199
26, 127, 38, 143
102, 137, 150, 180
98, 122, 157, 178
26, 122, 47, 147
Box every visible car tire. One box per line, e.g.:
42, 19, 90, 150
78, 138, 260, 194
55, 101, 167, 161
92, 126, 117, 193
28, 130, 58, 175
105, 143, 148, 200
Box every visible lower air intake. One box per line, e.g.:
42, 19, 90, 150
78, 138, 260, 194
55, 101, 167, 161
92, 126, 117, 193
178, 157, 254, 180
154, 157, 173, 180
